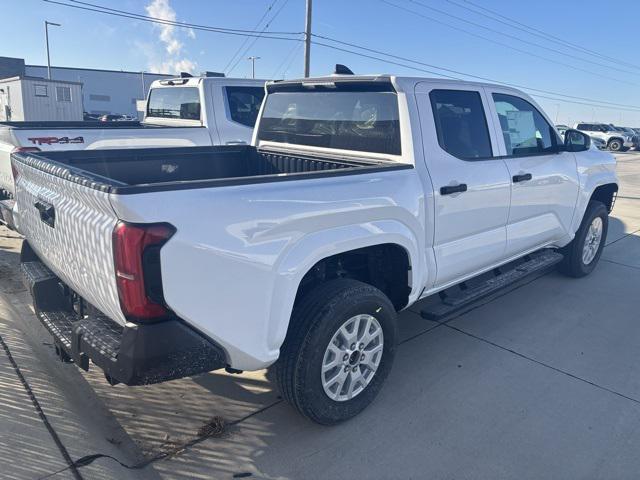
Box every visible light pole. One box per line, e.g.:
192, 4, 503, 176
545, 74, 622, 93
140, 71, 146, 98
45, 21, 61, 80
303, 0, 312, 77
247, 56, 260, 79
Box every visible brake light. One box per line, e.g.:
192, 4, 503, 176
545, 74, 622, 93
12, 147, 41, 154
112, 221, 175, 322
11, 148, 40, 190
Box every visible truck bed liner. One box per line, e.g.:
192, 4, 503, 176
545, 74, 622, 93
14, 145, 411, 194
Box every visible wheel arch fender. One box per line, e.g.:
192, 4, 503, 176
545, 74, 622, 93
265, 220, 425, 354
571, 179, 618, 234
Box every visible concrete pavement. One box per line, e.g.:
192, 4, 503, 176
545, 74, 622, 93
0, 152, 639, 479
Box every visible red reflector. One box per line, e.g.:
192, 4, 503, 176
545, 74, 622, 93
112, 221, 175, 321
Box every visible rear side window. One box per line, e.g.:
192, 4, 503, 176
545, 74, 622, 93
429, 89, 492, 160
492, 93, 559, 156
225, 86, 265, 127
258, 89, 401, 155
147, 87, 201, 120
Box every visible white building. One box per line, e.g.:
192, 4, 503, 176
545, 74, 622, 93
0, 76, 83, 121
0, 56, 173, 117
25, 64, 172, 116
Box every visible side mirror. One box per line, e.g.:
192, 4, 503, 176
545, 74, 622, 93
563, 129, 591, 152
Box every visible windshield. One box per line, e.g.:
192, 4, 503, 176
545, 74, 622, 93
257, 86, 401, 155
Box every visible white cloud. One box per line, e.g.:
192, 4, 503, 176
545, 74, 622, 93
144, 0, 196, 74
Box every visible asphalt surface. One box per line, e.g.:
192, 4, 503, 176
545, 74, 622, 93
0, 152, 639, 479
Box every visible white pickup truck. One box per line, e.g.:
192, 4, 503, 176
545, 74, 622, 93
0, 76, 265, 228
13, 74, 617, 424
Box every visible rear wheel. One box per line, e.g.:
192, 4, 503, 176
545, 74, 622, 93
274, 279, 398, 425
559, 201, 608, 277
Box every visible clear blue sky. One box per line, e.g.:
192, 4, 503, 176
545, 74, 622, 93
3, 0, 640, 126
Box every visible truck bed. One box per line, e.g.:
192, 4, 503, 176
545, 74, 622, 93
0, 120, 144, 129
14, 146, 409, 194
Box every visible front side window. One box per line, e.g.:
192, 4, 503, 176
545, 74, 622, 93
56, 86, 71, 102
147, 87, 201, 120
225, 86, 265, 127
429, 89, 493, 160
258, 88, 401, 155
493, 93, 559, 156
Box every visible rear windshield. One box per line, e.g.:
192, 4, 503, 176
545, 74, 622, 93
147, 87, 201, 120
257, 88, 401, 155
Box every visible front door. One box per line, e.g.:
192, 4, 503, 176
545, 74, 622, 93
485, 89, 580, 257
416, 84, 511, 288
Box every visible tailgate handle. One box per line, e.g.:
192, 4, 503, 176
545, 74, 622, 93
34, 200, 55, 228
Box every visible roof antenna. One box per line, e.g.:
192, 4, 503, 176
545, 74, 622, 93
334, 64, 354, 75
180, 72, 193, 78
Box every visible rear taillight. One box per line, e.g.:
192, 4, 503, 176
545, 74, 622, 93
11, 147, 40, 191
112, 221, 175, 322
12, 147, 41, 154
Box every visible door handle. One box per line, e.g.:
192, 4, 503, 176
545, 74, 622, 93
34, 200, 55, 227
225, 140, 247, 145
512, 173, 532, 183
440, 184, 468, 195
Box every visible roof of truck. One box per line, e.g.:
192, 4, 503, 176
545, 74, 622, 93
267, 74, 526, 95
151, 76, 266, 88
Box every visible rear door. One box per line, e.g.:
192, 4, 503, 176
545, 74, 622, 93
416, 82, 511, 287
485, 88, 579, 256
13, 155, 125, 325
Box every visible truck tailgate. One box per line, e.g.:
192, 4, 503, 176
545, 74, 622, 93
13, 156, 126, 325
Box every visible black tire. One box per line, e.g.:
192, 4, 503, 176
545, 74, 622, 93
608, 138, 623, 152
273, 279, 398, 425
559, 201, 608, 278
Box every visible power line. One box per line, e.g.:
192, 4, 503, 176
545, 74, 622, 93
311, 35, 640, 112
43, 0, 302, 40
66, 0, 300, 35
449, 0, 640, 72
227, 0, 292, 75
380, 0, 639, 86
410, 0, 640, 76
223, 0, 281, 73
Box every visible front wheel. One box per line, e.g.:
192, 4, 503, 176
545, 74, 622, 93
559, 201, 608, 277
274, 279, 398, 425
608, 139, 623, 152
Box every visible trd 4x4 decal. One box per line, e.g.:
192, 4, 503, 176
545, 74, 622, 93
27, 136, 84, 146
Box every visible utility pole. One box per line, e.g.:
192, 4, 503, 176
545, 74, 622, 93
247, 56, 261, 79
44, 21, 61, 80
303, 0, 312, 77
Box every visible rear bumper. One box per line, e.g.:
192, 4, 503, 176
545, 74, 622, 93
21, 250, 227, 386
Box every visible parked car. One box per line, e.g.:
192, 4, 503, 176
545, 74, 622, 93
614, 126, 640, 150
83, 112, 101, 122
99, 114, 126, 122
574, 122, 633, 151
14, 74, 618, 424
0, 76, 266, 228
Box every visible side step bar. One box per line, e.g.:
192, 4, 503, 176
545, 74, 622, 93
421, 249, 564, 321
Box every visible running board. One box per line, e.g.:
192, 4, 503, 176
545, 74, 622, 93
421, 250, 563, 321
